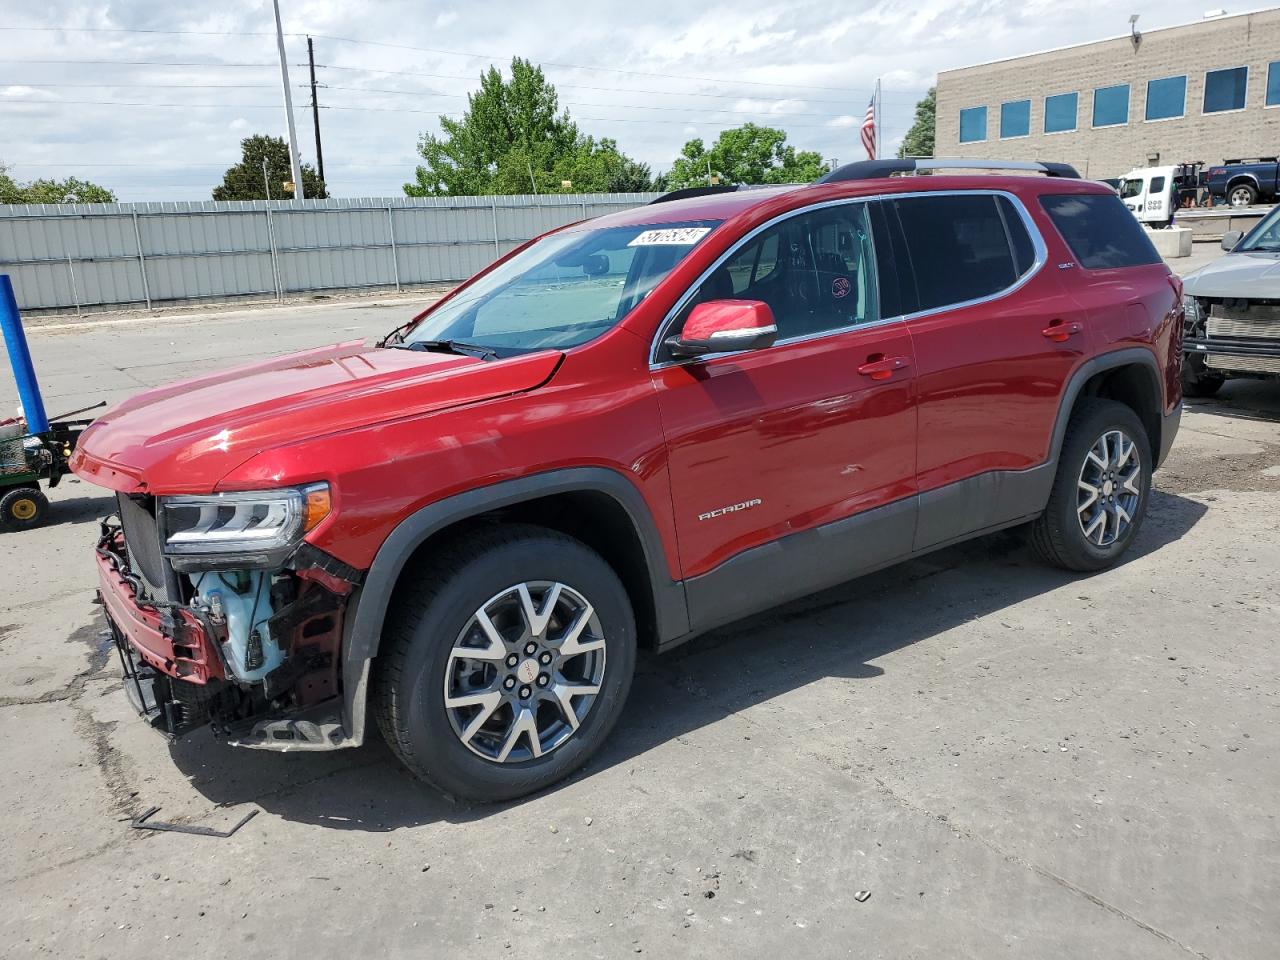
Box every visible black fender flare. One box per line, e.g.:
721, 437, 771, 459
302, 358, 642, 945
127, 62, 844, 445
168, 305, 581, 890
1049, 346, 1177, 468
338, 467, 688, 743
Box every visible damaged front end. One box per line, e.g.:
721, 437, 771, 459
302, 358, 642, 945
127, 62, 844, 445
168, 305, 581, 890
98, 485, 363, 751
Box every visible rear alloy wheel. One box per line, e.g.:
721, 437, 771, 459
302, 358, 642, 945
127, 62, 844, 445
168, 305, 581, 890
1031, 399, 1151, 571
1075, 430, 1143, 548
374, 524, 635, 801
1228, 183, 1258, 208
0, 487, 49, 531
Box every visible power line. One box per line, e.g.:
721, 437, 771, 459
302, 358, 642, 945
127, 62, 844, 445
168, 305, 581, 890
0, 24, 871, 93
0, 58, 277, 68
0, 97, 889, 130
300, 32, 867, 93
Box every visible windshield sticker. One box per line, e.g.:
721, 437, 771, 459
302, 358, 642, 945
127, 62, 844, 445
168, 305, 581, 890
628, 227, 712, 247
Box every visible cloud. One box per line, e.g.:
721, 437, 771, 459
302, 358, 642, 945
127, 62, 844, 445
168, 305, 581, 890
0, 0, 1228, 199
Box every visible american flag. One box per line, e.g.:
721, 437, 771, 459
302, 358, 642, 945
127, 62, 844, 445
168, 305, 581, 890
860, 95, 877, 160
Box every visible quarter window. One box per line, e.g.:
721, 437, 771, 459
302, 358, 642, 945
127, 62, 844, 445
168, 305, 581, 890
1268, 61, 1280, 106
1000, 100, 1031, 138
959, 106, 987, 143
1203, 66, 1248, 113
1044, 92, 1078, 133
1146, 75, 1186, 120
1093, 84, 1130, 127
1041, 194, 1162, 270
667, 203, 880, 351
892, 194, 1033, 312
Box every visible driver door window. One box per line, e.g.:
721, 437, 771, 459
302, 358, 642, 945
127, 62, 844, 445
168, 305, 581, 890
665, 203, 880, 355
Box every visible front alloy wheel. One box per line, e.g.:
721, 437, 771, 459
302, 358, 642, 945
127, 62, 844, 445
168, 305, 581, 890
374, 524, 636, 801
445, 581, 606, 763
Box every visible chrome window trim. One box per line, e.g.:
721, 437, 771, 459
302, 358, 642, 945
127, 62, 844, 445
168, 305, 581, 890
648, 189, 1048, 369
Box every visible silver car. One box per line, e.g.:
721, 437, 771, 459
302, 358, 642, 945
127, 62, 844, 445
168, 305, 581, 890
1182, 205, 1280, 396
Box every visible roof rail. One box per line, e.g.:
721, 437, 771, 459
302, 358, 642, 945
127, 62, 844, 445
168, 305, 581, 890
817, 158, 1081, 184
647, 183, 797, 205
648, 185, 740, 205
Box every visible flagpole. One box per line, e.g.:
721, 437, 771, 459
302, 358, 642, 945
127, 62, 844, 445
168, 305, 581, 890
875, 78, 882, 160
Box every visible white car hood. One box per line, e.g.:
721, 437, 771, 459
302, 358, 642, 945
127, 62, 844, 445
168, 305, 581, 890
1183, 251, 1280, 299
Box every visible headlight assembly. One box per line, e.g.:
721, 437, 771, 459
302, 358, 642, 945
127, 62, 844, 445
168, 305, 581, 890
1182, 294, 1204, 330
159, 483, 330, 571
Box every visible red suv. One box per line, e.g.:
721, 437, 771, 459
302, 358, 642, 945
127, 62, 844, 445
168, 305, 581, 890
73, 159, 1183, 801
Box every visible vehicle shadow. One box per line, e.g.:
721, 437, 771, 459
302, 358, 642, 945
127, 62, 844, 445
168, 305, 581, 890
170, 488, 1208, 831
1187, 380, 1280, 423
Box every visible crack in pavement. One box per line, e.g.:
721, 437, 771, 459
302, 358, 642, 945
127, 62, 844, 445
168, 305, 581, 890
651, 668, 1211, 960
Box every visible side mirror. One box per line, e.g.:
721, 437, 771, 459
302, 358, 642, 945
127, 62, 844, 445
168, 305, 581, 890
665, 300, 777, 359
1221, 229, 1243, 252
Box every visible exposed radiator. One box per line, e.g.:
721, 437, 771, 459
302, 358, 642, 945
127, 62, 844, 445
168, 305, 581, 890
1207, 316, 1280, 340
1207, 303, 1280, 341
1206, 353, 1280, 374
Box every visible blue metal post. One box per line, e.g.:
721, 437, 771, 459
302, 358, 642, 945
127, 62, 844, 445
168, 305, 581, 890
0, 274, 49, 433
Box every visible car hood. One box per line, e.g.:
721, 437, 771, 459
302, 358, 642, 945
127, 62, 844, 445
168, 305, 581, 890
1183, 251, 1280, 299
71, 340, 563, 493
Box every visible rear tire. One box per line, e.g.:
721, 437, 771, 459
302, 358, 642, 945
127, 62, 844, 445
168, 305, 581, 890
1031, 400, 1151, 572
374, 524, 636, 802
0, 487, 49, 531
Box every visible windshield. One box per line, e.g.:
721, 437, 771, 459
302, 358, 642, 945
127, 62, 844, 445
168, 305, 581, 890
1118, 178, 1144, 199
1236, 205, 1280, 252
398, 219, 721, 354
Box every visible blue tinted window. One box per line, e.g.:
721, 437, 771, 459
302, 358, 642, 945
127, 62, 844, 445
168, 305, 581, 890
1093, 84, 1129, 127
1203, 66, 1248, 112
1146, 76, 1186, 120
959, 106, 987, 143
1044, 92, 1078, 133
1269, 62, 1280, 106
1000, 100, 1030, 138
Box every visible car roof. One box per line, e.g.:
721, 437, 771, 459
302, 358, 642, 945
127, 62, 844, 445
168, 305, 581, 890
589, 174, 1112, 230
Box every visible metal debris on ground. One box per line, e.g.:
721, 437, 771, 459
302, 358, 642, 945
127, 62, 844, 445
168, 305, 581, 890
130, 806, 258, 838
854, 890, 872, 903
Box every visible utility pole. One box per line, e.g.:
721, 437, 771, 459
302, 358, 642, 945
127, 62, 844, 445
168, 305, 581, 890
271, 0, 305, 200
262, 157, 271, 200
307, 36, 325, 185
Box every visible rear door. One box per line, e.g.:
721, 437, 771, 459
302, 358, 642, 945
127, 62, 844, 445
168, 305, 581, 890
650, 200, 917, 628
887, 190, 1090, 550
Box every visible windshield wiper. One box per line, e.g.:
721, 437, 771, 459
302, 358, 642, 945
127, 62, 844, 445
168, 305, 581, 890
398, 339, 499, 361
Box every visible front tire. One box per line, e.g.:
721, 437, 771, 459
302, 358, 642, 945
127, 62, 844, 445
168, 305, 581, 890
1031, 400, 1152, 572
374, 524, 636, 801
1181, 353, 1225, 398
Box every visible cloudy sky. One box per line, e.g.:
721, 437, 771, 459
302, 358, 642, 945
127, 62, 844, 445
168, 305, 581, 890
0, 1, 1243, 201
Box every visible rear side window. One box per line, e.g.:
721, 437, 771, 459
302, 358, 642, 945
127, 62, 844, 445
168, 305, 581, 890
1041, 194, 1161, 269
891, 194, 1033, 312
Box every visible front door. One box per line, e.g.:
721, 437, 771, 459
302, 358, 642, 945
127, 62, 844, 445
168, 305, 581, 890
650, 201, 918, 630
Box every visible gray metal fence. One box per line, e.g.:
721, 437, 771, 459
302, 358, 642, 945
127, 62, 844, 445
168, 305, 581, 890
0, 193, 659, 314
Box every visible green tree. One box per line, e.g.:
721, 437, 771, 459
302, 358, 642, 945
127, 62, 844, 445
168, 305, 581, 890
897, 87, 936, 159
661, 123, 828, 190
405, 58, 653, 196
0, 163, 116, 204
212, 135, 326, 201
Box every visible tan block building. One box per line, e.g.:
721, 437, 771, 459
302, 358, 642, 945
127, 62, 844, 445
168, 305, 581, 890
935, 8, 1280, 179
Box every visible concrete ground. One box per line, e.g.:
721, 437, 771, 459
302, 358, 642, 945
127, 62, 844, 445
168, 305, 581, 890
2, 251, 1278, 959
